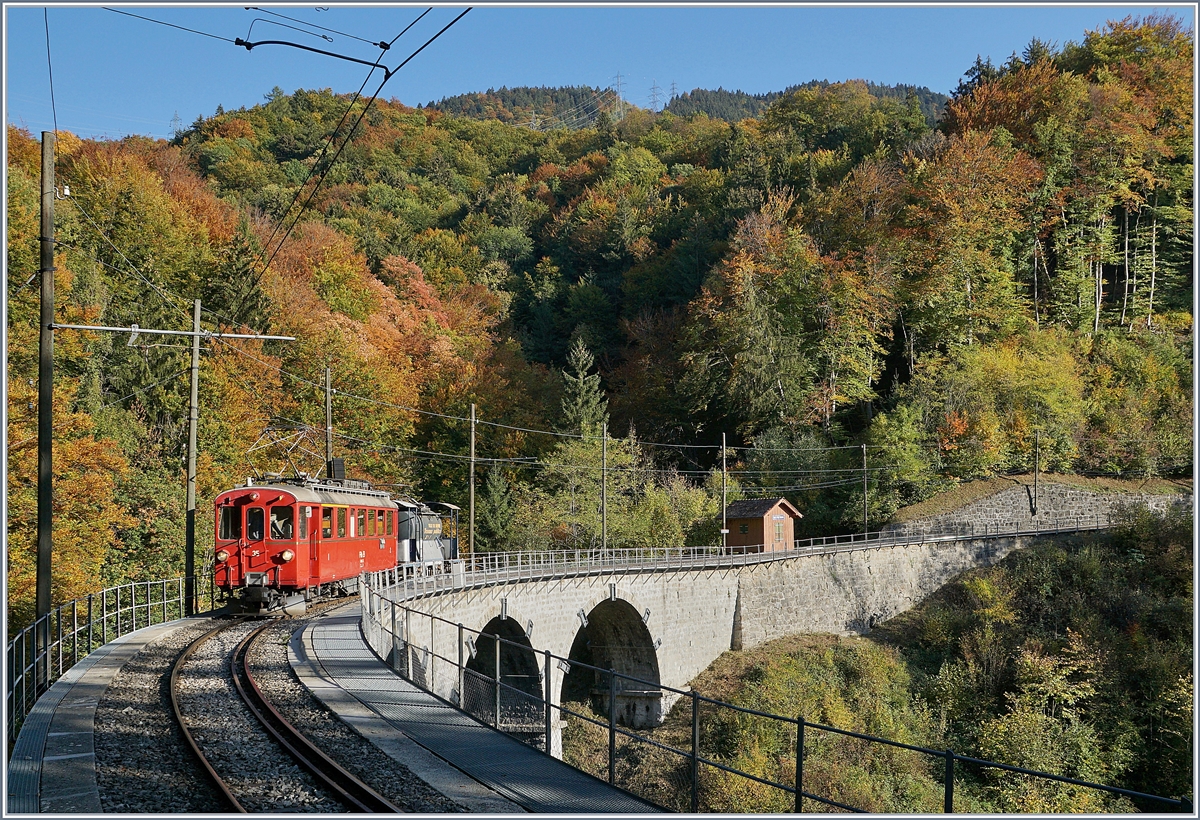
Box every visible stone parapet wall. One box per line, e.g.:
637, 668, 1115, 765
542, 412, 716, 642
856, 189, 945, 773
883, 482, 1191, 539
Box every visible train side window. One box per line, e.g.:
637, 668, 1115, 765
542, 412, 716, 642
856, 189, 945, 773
348, 508, 356, 537
299, 506, 309, 540
368, 509, 376, 536
386, 510, 394, 535
322, 508, 332, 539
219, 506, 241, 540
337, 508, 347, 538
270, 506, 294, 540
357, 509, 365, 538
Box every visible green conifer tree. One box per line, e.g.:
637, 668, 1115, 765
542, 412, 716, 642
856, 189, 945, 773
560, 338, 609, 437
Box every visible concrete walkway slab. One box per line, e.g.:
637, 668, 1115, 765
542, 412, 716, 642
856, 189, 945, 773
295, 605, 661, 813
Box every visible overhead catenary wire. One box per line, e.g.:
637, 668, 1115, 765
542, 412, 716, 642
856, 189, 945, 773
231, 7, 462, 323
248, 7, 394, 49
237, 8, 433, 308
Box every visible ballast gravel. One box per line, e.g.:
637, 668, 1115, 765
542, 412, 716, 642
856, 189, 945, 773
94, 608, 467, 813
94, 618, 228, 813
176, 619, 344, 813
249, 616, 466, 812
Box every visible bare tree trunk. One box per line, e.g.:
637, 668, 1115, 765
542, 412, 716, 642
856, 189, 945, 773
1146, 199, 1158, 330
1120, 207, 1130, 326
1093, 255, 1101, 335
1032, 239, 1040, 326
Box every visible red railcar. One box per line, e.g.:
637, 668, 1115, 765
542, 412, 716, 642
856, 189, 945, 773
213, 476, 399, 612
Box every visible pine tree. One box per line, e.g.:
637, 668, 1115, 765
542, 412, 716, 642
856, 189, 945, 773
477, 465, 515, 552
560, 338, 609, 436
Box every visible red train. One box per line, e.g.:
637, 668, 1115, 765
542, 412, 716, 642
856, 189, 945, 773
213, 473, 458, 613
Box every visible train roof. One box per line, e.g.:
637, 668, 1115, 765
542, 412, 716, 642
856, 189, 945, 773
229, 476, 396, 507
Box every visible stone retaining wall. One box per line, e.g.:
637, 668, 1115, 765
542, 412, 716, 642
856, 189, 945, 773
883, 481, 1191, 538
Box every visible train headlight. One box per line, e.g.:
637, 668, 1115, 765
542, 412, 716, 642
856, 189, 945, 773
215, 549, 230, 563
280, 549, 295, 562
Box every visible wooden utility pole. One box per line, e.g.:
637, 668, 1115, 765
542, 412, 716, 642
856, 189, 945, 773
36, 131, 55, 685
469, 403, 476, 558
184, 300, 201, 614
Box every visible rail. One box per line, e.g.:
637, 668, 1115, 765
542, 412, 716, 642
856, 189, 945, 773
373, 513, 1113, 601
6, 571, 217, 744
359, 578, 1193, 814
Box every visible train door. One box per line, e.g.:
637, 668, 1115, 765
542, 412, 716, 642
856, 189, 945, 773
243, 503, 269, 587
302, 505, 319, 588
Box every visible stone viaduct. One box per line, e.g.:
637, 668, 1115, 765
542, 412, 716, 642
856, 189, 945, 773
364, 483, 1188, 750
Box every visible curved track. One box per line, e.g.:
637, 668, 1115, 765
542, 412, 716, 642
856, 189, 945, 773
171, 618, 403, 814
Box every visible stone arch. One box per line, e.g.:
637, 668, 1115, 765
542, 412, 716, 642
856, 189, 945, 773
463, 615, 543, 738
561, 598, 662, 728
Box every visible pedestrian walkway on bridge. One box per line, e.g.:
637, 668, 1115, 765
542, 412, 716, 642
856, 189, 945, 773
294, 604, 661, 813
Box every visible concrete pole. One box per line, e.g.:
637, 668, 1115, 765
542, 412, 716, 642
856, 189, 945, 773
469, 403, 476, 558
37, 131, 55, 685
601, 424, 607, 554
862, 443, 869, 535
721, 433, 727, 550
1034, 431, 1040, 516
324, 366, 333, 471
184, 300, 200, 615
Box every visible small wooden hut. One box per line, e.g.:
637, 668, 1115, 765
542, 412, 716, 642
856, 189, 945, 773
722, 498, 803, 554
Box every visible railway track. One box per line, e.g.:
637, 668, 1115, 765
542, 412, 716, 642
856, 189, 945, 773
170, 617, 403, 813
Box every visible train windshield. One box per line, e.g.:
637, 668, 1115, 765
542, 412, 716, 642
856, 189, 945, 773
218, 506, 241, 540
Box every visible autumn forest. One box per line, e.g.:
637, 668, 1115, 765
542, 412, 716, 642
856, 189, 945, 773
6, 13, 1192, 640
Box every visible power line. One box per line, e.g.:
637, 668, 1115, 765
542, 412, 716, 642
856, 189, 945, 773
103, 8, 237, 43
43, 10, 58, 134
66, 198, 192, 322
8, 368, 190, 451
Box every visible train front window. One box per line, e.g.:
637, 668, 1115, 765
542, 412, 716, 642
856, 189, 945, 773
270, 506, 294, 540
247, 507, 265, 541
299, 506, 309, 540
322, 508, 332, 538
368, 509, 376, 536
219, 506, 241, 540
357, 509, 365, 538
386, 510, 394, 535
337, 508, 347, 538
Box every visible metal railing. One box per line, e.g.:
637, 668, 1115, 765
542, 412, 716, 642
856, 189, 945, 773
370, 513, 1112, 601
359, 579, 1192, 813
6, 572, 216, 744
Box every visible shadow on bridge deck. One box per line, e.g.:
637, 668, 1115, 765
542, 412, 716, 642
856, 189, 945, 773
293, 604, 661, 813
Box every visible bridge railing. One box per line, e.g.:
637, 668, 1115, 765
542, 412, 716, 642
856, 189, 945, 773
358, 581, 1191, 813
373, 513, 1111, 602
6, 572, 217, 745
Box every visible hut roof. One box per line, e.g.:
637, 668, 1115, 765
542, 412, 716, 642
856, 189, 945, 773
723, 498, 802, 519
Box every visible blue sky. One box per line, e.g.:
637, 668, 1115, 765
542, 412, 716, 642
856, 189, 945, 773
5, 3, 1193, 141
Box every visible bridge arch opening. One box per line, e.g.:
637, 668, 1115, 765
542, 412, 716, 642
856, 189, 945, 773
561, 599, 662, 728
463, 616, 543, 740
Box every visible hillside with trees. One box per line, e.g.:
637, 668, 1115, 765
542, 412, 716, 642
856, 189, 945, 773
6, 14, 1193, 633
425, 85, 619, 129
665, 80, 947, 126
